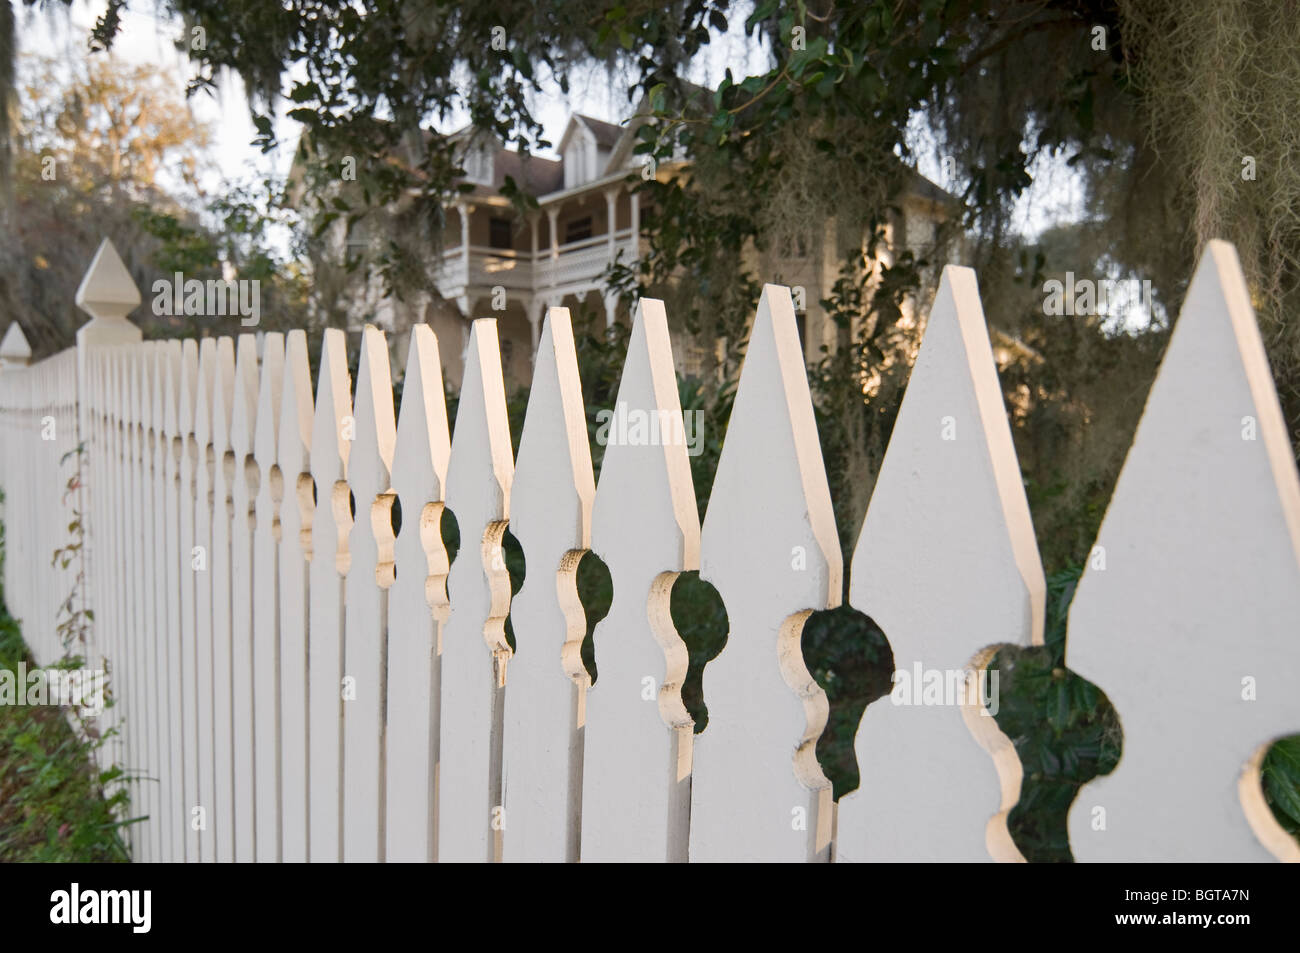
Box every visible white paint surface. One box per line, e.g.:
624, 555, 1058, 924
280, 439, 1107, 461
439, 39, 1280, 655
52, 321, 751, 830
836, 266, 1045, 863
581, 300, 699, 863
502, 308, 595, 862
1067, 241, 1300, 862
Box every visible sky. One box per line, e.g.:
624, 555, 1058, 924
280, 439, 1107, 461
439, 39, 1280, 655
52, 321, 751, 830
17, 0, 1084, 242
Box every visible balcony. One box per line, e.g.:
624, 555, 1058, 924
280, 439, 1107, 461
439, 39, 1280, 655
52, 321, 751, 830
437, 228, 637, 301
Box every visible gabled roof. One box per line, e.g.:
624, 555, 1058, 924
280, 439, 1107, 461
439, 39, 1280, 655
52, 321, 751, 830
575, 114, 624, 148
557, 114, 627, 155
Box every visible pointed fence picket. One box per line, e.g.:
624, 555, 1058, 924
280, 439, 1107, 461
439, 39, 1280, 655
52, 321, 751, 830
835, 266, 1045, 863
193, 338, 220, 863
342, 325, 397, 862
159, 340, 184, 861
693, 285, 840, 863
308, 328, 352, 864
440, 319, 514, 863
278, 330, 314, 863
229, 335, 260, 861
253, 332, 287, 862
580, 299, 699, 863
501, 307, 595, 863
1, 238, 1298, 864
1066, 241, 1300, 862
385, 325, 451, 863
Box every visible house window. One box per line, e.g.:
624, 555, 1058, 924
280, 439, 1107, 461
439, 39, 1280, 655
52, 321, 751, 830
489, 218, 513, 250
565, 216, 593, 243
463, 145, 494, 185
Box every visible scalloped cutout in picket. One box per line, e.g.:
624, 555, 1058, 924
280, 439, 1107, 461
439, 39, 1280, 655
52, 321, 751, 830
386, 324, 452, 863
501, 307, 596, 863
440, 318, 514, 862
581, 298, 699, 863
692, 284, 840, 863
1067, 241, 1300, 862
836, 265, 1045, 863
278, 330, 314, 863
343, 325, 397, 863
309, 328, 352, 863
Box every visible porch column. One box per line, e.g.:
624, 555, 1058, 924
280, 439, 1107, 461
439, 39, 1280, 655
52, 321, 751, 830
530, 297, 546, 366
546, 205, 560, 290
604, 187, 619, 263
458, 202, 473, 287
628, 190, 640, 265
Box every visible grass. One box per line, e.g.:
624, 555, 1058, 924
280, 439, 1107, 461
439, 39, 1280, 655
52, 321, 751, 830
0, 496, 131, 862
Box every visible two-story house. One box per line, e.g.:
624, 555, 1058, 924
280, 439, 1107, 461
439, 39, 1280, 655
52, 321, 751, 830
303, 104, 955, 391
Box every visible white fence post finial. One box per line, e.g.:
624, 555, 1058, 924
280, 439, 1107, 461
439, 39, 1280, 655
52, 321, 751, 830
75, 239, 143, 346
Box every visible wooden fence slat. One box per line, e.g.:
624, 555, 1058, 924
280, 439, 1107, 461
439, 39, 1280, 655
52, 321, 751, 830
581, 298, 699, 863
193, 339, 221, 862
112, 350, 129, 789
835, 265, 1044, 863
229, 334, 260, 861
278, 329, 314, 862
385, 324, 451, 863
171, 341, 199, 860
157, 340, 183, 862
308, 328, 352, 863
207, 338, 237, 862
440, 318, 514, 863
142, 342, 164, 862
501, 307, 595, 862
127, 346, 149, 859
252, 332, 286, 862
342, 325, 397, 862
692, 284, 839, 863
1066, 241, 1300, 862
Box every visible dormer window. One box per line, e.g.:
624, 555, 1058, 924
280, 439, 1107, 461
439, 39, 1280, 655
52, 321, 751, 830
563, 125, 599, 189
463, 144, 494, 185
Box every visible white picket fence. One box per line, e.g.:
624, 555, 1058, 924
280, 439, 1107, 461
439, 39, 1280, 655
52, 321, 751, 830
0, 237, 1297, 863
